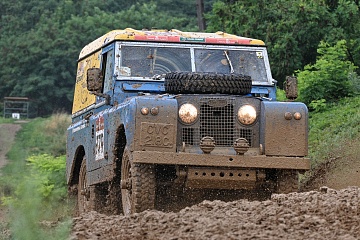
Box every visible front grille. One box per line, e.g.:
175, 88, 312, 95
236, 128, 253, 146
180, 97, 254, 147
182, 127, 253, 147
182, 128, 195, 145
200, 98, 234, 146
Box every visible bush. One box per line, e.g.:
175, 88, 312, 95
0, 114, 72, 239
14, 113, 71, 156
297, 40, 359, 105
308, 99, 327, 112
276, 87, 287, 101
26, 154, 67, 201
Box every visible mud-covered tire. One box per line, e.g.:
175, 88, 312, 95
106, 178, 122, 215
275, 170, 299, 194
121, 148, 156, 215
77, 159, 95, 214
164, 72, 252, 95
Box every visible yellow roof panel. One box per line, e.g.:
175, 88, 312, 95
79, 28, 265, 60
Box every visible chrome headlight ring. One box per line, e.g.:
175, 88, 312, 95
237, 105, 257, 125
179, 103, 198, 124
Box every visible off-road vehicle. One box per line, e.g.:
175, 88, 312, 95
66, 28, 310, 215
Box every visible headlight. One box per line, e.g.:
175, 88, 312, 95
179, 103, 198, 124
238, 105, 257, 125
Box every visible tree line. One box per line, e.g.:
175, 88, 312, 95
207, 0, 360, 106
0, 0, 359, 116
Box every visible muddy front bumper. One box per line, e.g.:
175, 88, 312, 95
132, 151, 310, 170
132, 151, 310, 189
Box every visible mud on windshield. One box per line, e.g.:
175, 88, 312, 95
119, 44, 269, 82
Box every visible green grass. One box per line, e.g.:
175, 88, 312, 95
307, 96, 360, 168
0, 117, 16, 124
0, 113, 72, 240
10, 114, 70, 156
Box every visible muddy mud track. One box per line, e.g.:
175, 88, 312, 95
71, 186, 360, 239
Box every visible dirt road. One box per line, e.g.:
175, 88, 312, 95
0, 124, 21, 172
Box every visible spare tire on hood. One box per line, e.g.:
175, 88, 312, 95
164, 72, 252, 95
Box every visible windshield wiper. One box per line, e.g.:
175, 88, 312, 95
224, 50, 234, 74
150, 49, 157, 74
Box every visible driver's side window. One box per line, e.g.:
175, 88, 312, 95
102, 49, 114, 93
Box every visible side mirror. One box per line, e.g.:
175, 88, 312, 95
284, 76, 298, 100
87, 68, 103, 92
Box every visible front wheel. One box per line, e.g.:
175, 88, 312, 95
77, 158, 94, 214
121, 148, 156, 215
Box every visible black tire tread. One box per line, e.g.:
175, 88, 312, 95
77, 159, 96, 214
164, 72, 252, 95
121, 148, 156, 214
132, 163, 156, 212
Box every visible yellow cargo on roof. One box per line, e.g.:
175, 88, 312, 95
78, 28, 265, 60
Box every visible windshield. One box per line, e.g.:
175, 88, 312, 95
120, 46, 191, 77
194, 49, 267, 82
119, 44, 269, 83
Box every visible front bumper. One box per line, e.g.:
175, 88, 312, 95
132, 151, 310, 170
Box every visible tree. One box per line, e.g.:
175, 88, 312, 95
0, 0, 199, 116
205, 0, 360, 85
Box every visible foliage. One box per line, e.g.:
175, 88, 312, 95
26, 154, 67, 200
275, 87, 287, 101
11, 113, 71, 156
0, 0, 199, 116
297, 40, 359, 105
308, 96, 360, 167
206, 0, 360, 86
0, 114, 71, 239
308, 99, 327, 112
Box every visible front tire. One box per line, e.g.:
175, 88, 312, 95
77, 158, 94, 214
121, 148, 156, 215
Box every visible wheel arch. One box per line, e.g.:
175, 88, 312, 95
113, 124, 127, 175
69, 145, 85, 186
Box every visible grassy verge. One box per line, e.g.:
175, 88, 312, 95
301, 96, 360, 184
0, 118, 16, 124
308, 96, 360, 166
0, 113, 73, 239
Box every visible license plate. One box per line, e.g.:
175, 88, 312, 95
140, 122, 175, 148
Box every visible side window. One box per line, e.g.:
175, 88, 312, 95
102, 50, 114, 93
